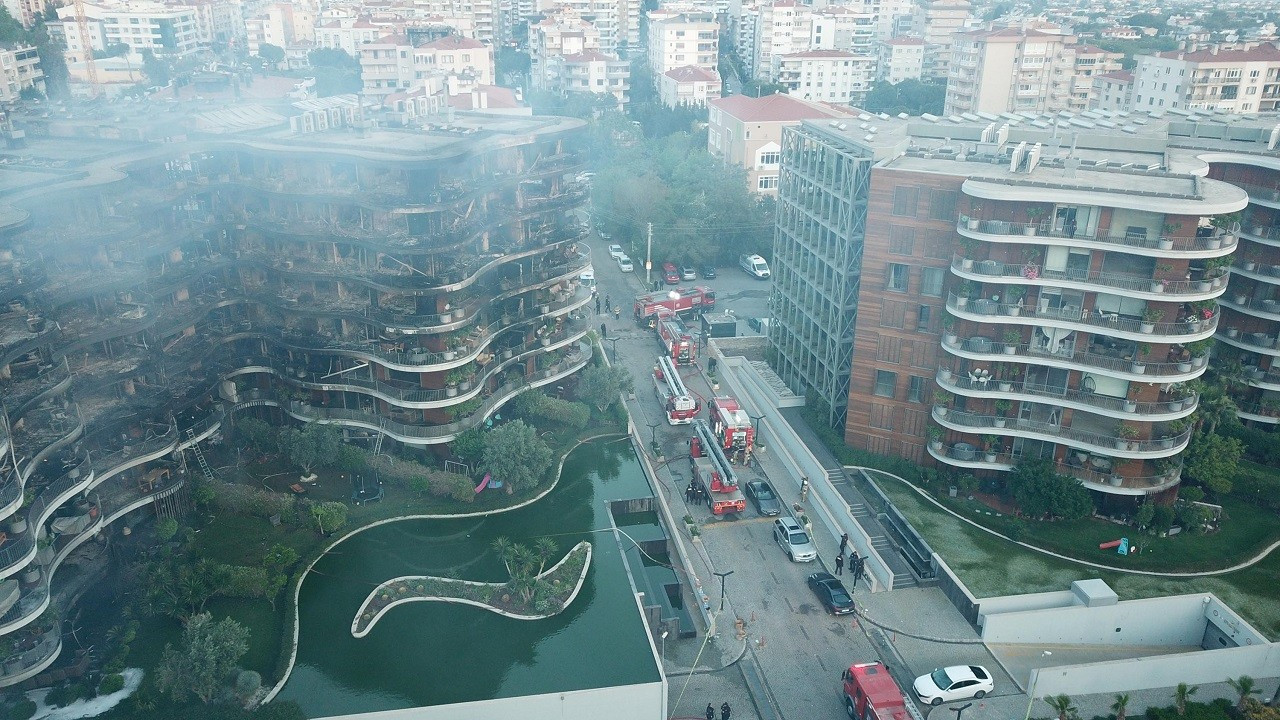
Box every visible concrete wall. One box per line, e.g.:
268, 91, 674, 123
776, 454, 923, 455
976, 590, 1078, 627
1031, 645, 1280, 697
316, 681, 667, 720
982, 595, 1210, 647
932, 553, 980, 627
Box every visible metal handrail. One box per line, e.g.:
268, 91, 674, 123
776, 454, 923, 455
941, 334, 1201, 378
957, 217, 1234, 253
947, 293, 1218, 336
951, 254, 1221, 296
933, 406, 1192, 453
936, 370, 1198, 416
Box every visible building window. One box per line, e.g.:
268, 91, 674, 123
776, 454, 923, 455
915, 304, 935, 332
880, 301, 906, 329
920, 267, 943, 297
892, 186, 919, 217
886, 263, 909, 292
758, 175, 779, 190
869, 404, 894, 430
928, 189, 957, 220
759, 151, 780, 166
874, 370, 897, 398
907, 376, 926, 403
924, 230, 950, 260
888, 226, 915, 255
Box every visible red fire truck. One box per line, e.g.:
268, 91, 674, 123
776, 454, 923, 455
709, 396, 754, 460
653, 355, 700, 425
633, 286, 716, 326
655, 309, 697, 365
689, 419, 745, 515
840, 662, 924, 720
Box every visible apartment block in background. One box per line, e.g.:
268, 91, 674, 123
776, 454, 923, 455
772, 50, 874, 105
1091, 70, 1133, 112
659, 64, 719, 107
55, 0, 201, 63
912, 0, 971, 82
547, 50, 631, 106
0, 44, 42, 101
707, 93, 853, 197
530, 16, 601, 91
877, 36, 924, 84
646, 10, 718, 78
244, 2, 316, 55
1132, 43, 1280, 114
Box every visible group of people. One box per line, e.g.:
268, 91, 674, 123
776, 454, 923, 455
685, 482, 709, 505
706, 702, 731, 720
834, 533, 867, 588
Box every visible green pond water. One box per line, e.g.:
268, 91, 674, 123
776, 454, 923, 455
275, 439, 662, 718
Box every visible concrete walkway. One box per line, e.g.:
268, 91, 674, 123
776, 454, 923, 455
858, 467, 1280, 578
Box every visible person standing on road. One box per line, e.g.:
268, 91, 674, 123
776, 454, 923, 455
600, 323, 607, 339
835, 552, 844, 575
605, 295, 611, 312
849, 550, 862, 589
613, 306, 621, 320
721, 702, 732, 720
595, 297, 602, 314
839, 532, 849, 556
706, 704, 715, 720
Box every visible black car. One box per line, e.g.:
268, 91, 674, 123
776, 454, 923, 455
744, 480, 781, 516
701, 264, 717, 279
806, 572, 855, 615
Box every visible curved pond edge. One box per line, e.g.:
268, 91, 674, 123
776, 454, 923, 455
260, 431, 627, 706
350, 541, 592, 637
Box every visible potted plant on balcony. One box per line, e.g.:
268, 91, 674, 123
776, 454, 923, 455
942, 316, 957, 344
444, 370, 460, 397
1002, 329, 1021, 355
994, 399, 1012, 427
928, 426, 944, 451
1124, 385, 1139, 413
1186, 339, 1212, 368
956, 282, 974, 309
1024, 207, 1043, 235
965, 209, 982, 231
1140, 307, 1163, 334
1005, 286, 1025, 316
1159, 222, 1181, 251
1131, 343, 1151, 374
1210, 211, 1242, 240
981, 435, 999, 463
933, 390, 953, 417
1115, 423, 1140, 451
537, 325, 552, 347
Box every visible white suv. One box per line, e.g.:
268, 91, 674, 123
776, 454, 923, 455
773, 517, 817, 562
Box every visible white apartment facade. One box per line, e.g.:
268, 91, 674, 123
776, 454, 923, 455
646, 10, 718, 77
913, 0, 971, 81
545, 50, 629, 105
314, 17, 392, 55
533, 0, 640, 55
750, 0, 810, 80
55, 1, 201, 62
877, 35, 923, 83
359, 33, 494, 96
183, 0, 244, 47
810, 6, 875, 56
1132, 43, 1280, 114
413, 0, 496, 41
1091, 69, 1133, 111
707, 93, 853, 195
659, 64, 720, 106
244, 2, 314, 55
772, 50, 873, 104
0, 44, 42, 101
529, 16, 600, 90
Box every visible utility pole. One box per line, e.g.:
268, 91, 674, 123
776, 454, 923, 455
645, 221, 653, 287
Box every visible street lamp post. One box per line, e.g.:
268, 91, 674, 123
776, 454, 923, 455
604, 336, 620, 362
659, 629, 668, 665
713, 570, 734, 612
1022, 651, 1053, 720
646, 421, 662, 457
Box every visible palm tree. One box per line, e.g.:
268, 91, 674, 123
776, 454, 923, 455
491, 536, 514, 575
1111, 693, 1130, 720
1173, 682, 1197, 716
534, 537, 558, 575
1227, 676, 1258, 712
510, 544, 537, 578
1046, 694, 1076, 720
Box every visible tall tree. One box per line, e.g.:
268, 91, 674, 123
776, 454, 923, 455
258, 42, 285, 68
863, 80, 945, 116
154, 612, 250, 704
1173, 682, 1198, 716
1112, 693, 1130, 720
480, 420, 553, 492
277, 423, 343, 476
1228, 676, 1259, 712
307, 47, 362, 96
1183, 431, 1242, 494
575, 364, 634, 413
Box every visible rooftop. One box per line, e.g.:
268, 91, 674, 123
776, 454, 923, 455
1152, 42, 1280, 62
709, 93, 854, 123
420, 35, 487, 50
664, 65, 719, 82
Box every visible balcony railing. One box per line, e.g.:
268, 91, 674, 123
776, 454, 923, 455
927, 444, 1180, 493
1220, 329, 1280, 354
1239, 224, 1280, 247
951, 254, 1222, 298
956, 217, 1236, 254
942, 334, 1205, 380
1235, 182, 1280, 208
0, 456, 95, 581
0, 623, 60, 687
946, 293, 1218, 338
937, 369, 1197, 418
932, 406, 1191, 456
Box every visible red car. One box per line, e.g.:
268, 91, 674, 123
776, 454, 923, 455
662, 262, 680, 285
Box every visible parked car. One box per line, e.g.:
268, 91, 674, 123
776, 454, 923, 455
744, 480, 781, 516
681, 265, 697, 280
701, 264, 717, 279
773, 516, 817, 562
806, 572, 855, 615
608, 244, 625, 260
617, 255, 634, 272
662, 262, 680, 285
913, 666, 994, 706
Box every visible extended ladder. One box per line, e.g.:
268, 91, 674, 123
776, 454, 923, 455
187, 427, 217, 482
371, 419, 387, 457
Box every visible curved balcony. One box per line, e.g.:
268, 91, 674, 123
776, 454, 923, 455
1236, 403, 1280, 425
1219, 295, 1280, 322
0, 266, 47, 306
956, 217, 1236, 259
1237, 182, 1280, 211
1238, 224, 1280, 249
951, 255, 1223, 301
936, 369, 1197, 421
0, 623, 60, 688
1241, 366, 1280, 391
14, 404, 85, 487
1229, 263, 1280, 287
941, 334, 1207, 382
4, 364, 75, 422
1218, 329, 1280, 358
228, 328, 586, 410
0, 457, 96, 583
926, 444, 1180, 495
279, 341, 593, 445
931, 406, 1191, 459
946, 294, 1219, 342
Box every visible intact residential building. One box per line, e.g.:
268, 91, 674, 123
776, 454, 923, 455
772, 50, 874, 105
55, 1, 201, 63
810, 6, 876, 57
1132, 43, 1280, 114
529, 16, 601, 91
659, 64, 719, 107
412, 0, 498, 42
546, 50, 631, 105
244, 2, 315, 55
360, 33, 495, 97
532, 0, 641, 56
912, 0, 971, 81
766, 112, 1280, 510
1069, 44, 1124, 110
314, 16, 392, 55
0, 96, 591, 689
749, 0, 811, 80
1091, 69, 1133, 112
0, 44, 42, 101
707, 91, 854, 194
877, 36, 924, 84
646, 10, 718, 78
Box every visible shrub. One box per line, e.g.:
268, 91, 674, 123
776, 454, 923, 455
209, 484, 292, 520
98, 674, 125, 695
426, 471, 475, 503
8, 699, 36, 720
234, 669, 261, 700
154, 517, 179, 542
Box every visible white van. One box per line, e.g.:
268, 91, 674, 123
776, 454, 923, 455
740, 254, 771, 280
579, 267, 595, 289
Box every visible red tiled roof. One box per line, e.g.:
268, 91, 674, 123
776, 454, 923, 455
664, 65, 719, 82
709, 93, 849, 122
448, 85, 522, 109
781, 49, 861, 58
1097, 70, 1134, 82
560, 50, 616, 62
1154, 42, 1280, 62
420, 35, 486, 50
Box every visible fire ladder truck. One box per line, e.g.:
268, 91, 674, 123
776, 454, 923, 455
653, 355, 700, 425
689, 419, 746, 515
709, 395, 755, 465
633, 286, 716, 326
655, 308, 697, 365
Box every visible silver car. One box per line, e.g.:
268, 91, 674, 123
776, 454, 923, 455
773, 516, 817, 562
